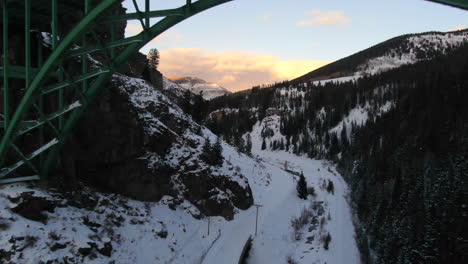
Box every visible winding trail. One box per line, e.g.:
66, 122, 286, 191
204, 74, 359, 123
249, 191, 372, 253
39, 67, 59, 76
202, 148, 360, 264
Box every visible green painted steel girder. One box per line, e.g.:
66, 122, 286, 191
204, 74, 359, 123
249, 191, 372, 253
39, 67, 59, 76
0, 66, 38, 79
0, 0, 232, 182
42, 0, 233, 177
0, 0, 119, 167
64, 35, 144, 59
426, 0, 468, 10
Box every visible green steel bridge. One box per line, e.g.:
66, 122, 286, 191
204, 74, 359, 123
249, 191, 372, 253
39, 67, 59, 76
0, 0, 467, 185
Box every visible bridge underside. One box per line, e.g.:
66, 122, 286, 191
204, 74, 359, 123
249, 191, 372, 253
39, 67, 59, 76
0, 0, 466, 184
426, 0, 468, 10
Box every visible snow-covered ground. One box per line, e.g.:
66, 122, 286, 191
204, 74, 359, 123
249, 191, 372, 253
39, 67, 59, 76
312, 75, 361, 86
357, 31, 468, 76
329, 100, 395, 140
240, 120, 360, 264
0, 143, 360, 264
1, 119, 360, 264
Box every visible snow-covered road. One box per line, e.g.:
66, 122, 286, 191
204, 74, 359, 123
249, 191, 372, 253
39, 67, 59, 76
201, 133, 361, 264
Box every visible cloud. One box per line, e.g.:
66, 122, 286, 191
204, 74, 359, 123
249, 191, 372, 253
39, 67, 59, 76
297, 10, 350, 27
159, 48, 330, 92
449, 25, 467, 31
260, 13, 273, 23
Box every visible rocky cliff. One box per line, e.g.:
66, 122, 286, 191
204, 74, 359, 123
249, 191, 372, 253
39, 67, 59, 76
59, 71, 253, 219
2, 0, 254, 220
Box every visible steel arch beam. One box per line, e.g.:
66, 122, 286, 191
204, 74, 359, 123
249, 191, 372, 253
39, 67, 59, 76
0, 0, 119, 165
425, 0, 468, 10
43, 0, 233, 177
0, 0, 232, 181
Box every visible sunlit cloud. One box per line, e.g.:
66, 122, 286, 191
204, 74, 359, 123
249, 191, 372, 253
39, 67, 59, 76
260, 13, 273, 23
297, 10, 350, 27
159, 48, 330, 92
449, 25, 467, 31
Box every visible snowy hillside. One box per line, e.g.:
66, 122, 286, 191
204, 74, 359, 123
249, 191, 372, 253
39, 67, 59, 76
168, 76, 231, 100
0, 130, 360, 264
295, 29, 468, 84
110, 73, 253, 220
162, 76, 188, 99
356, 31, 468, 76
0, 72, 360, 264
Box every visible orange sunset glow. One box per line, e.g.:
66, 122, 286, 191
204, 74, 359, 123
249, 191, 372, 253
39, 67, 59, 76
158, 48, 330, 91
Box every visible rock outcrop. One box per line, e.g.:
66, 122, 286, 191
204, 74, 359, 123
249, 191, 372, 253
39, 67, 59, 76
58, 73, 253, 220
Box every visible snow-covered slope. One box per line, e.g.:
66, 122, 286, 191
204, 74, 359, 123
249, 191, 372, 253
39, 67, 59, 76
0, 134, 360, 264
356, 31, 468, 76
295, 30, 468, 84
241, 119, 360, 264
168, 76, 231, 100
0, 71, 360, 264
110, 74, 252, 219
162, 76, 188, 99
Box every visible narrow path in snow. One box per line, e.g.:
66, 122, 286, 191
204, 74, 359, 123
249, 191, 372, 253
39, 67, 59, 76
248, 151, 360, 264
202, 148, 360, 264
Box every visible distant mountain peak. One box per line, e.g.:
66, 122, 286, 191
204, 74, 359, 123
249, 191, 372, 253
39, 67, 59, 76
167, 76, 231, 100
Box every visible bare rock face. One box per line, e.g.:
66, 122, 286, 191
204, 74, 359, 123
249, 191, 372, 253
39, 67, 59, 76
58, 73, 253, 220
10, 193, 57, 224
177, 167, 253, 220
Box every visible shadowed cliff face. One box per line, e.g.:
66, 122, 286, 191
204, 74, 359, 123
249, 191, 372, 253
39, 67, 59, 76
1, 1, 253, 220
57, 71, 253, 220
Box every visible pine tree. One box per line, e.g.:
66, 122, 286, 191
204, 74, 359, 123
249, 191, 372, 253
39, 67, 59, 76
245, 134, 253, 156
212, 137, 224, 166
201, 137, 223, 166
327, 180, 334, 194
341, 124, 349, 148
201, 138, 212, 164
323, 232, 332, 250
147, 48, 160, 69
297, 172, 308, 199
237, 137, 246, 153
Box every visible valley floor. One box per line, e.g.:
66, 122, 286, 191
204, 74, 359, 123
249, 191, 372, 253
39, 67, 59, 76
0, 143, 360, 264
242, 150, 361, 264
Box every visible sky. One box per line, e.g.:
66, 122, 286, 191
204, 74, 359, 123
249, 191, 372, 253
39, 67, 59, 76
123, 0, 467, 91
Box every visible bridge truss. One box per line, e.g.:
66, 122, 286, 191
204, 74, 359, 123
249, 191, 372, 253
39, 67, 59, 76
0, 0, 231, 184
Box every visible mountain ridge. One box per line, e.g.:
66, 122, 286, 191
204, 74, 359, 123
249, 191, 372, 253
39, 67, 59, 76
292, 29, 468, 84
167, 76, 231, 100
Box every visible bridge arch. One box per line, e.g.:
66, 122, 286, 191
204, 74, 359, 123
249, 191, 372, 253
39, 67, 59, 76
0, 0, 231, 183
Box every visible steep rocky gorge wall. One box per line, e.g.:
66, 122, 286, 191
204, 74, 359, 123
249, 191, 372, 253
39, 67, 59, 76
2, 2, 254, 220
58, 71, 253, 220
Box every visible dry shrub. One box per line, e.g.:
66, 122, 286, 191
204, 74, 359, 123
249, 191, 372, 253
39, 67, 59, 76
286, 254, 298, 264
321, 232, 332, 250
291, 206, 313, 240
307, 186, 316, 196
